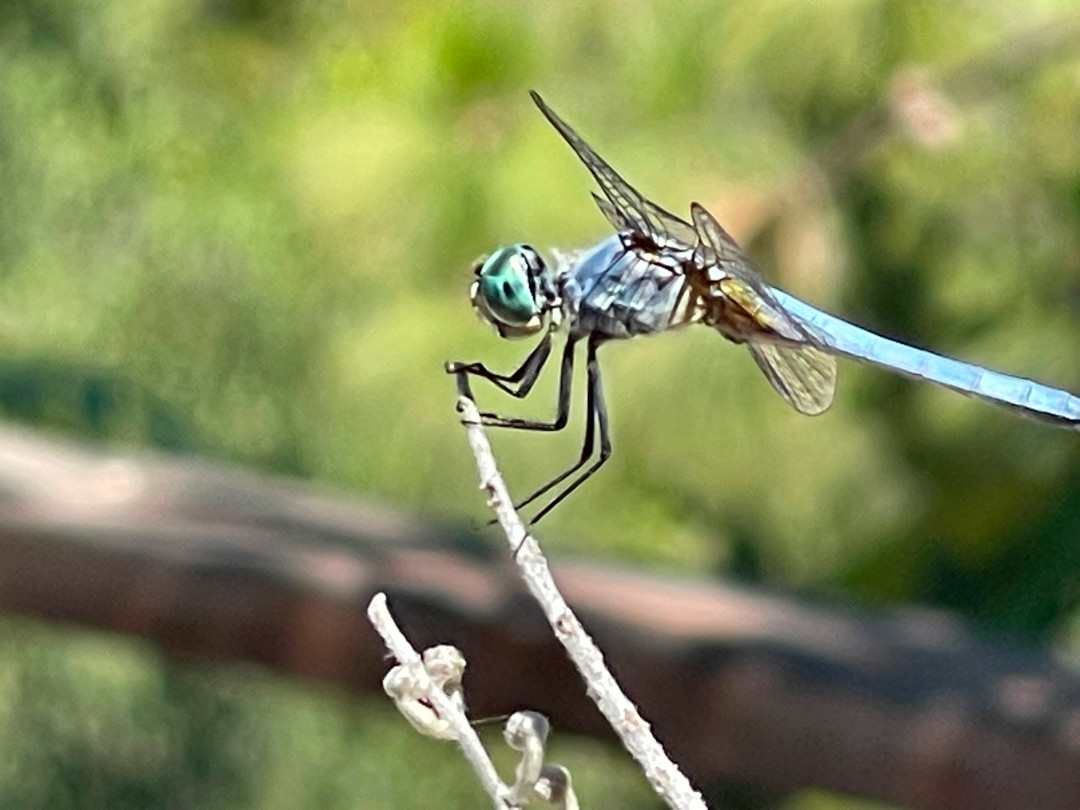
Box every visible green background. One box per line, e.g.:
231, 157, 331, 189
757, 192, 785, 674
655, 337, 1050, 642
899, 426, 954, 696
2, 0, 1080, 807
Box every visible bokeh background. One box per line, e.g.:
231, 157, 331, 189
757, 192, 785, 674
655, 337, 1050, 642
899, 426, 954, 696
2, 0, 1080, 807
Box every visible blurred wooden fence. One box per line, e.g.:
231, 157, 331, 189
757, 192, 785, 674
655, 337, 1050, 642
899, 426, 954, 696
0, 426, 1077, 809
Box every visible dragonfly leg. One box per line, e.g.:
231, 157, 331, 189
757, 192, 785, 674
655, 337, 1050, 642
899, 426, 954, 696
446, 333, 553, 399
468, 338, 577, 431
523, 336, 611, 524
511, 342, 597, 511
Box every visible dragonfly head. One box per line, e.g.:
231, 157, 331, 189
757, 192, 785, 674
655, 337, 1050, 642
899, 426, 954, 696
470, 244, 559, 339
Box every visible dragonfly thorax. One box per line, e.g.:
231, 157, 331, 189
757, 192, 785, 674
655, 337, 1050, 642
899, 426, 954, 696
470, 244, 561, 339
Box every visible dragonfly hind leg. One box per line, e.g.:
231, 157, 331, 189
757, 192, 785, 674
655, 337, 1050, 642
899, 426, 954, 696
514, 336, 611, 525
449, 335, 611, 525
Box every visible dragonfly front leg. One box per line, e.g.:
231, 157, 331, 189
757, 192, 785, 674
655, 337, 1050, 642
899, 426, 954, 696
447, 333, 553, 400
519, 336, 611, 525
449, 337, 577, 431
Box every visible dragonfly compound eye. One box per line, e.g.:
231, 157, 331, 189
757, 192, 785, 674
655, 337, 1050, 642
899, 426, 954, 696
476, 247, 541, 327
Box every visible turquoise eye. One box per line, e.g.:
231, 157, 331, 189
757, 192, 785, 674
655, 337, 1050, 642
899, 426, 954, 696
477, 247, 539, 326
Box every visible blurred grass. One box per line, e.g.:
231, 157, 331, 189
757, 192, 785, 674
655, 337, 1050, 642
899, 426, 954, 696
3, 0, 1080, 807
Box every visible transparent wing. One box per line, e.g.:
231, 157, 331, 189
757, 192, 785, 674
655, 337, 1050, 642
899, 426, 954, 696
690, 202, 814, 344
591, 192, 633, 232
689, 202, 838, 412
533, 93, 837, 414
747, 343, 837, 415
531, 91, 699, 249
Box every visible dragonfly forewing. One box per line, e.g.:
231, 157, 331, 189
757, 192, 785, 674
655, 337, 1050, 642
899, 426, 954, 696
531, 91, 698, 251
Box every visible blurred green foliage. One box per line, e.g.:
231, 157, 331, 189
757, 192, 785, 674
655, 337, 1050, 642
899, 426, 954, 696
2, 0, 1080, 807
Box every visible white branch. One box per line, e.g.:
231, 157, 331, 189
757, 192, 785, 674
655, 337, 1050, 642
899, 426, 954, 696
366, 593, 512, 809
456, 396, 708, 810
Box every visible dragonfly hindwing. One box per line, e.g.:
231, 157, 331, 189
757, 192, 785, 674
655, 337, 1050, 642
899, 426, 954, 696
747, 343, 837, 415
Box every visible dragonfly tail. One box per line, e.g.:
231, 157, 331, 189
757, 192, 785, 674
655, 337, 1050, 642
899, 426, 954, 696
770, 289, 1080, 429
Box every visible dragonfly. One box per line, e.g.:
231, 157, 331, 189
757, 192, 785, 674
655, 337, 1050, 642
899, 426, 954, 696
448, 91, 1080, 524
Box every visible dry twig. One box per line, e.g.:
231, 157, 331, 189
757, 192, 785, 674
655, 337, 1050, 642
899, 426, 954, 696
455, 395, 708, 810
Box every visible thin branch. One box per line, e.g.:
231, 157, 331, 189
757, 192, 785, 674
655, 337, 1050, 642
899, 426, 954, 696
456, 396, 709, 810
